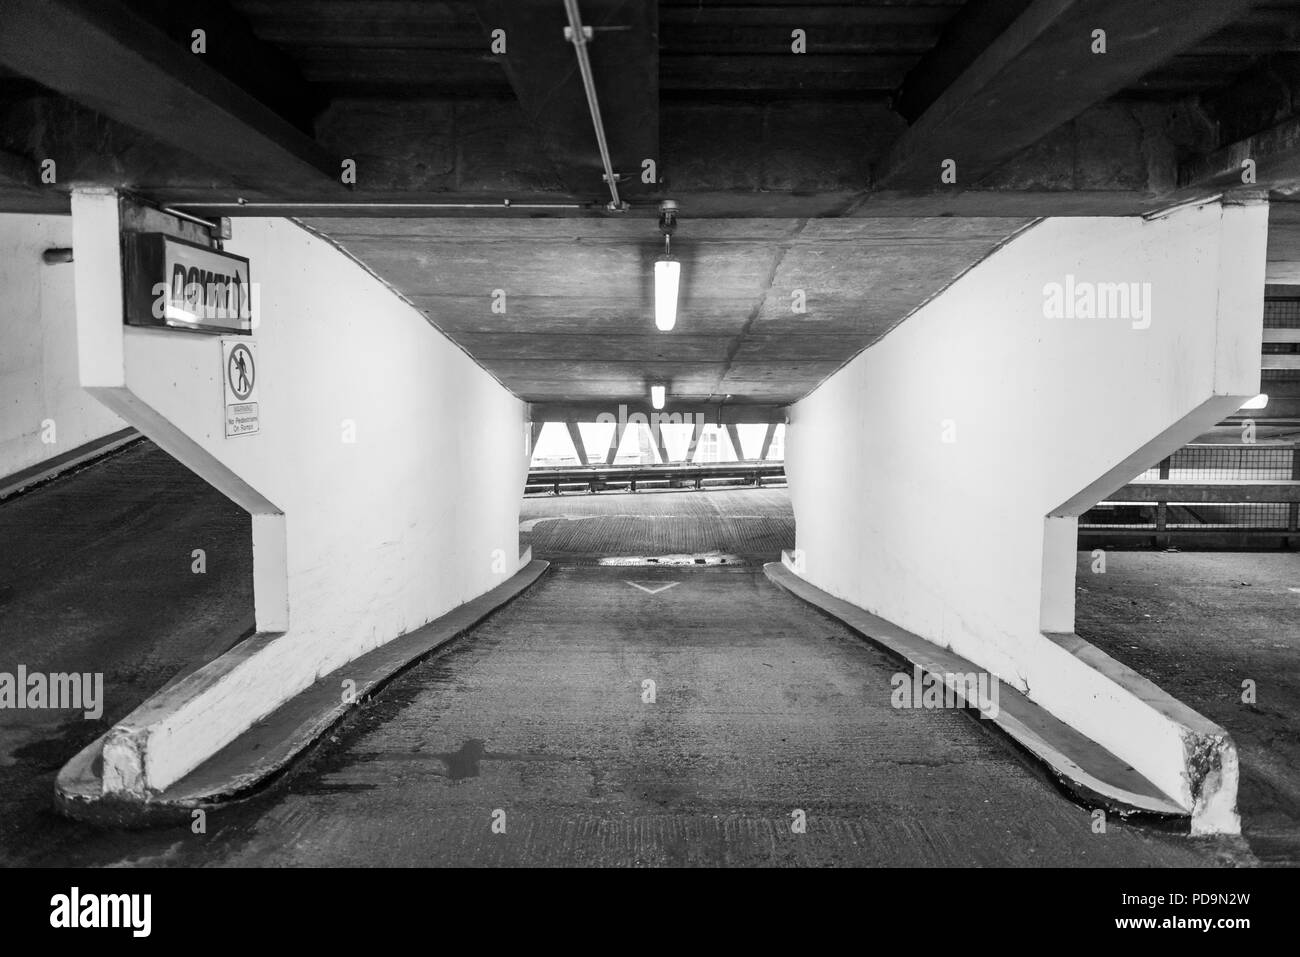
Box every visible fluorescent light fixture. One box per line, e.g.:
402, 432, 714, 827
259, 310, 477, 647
655, 259, 679, 331
651, 385, 666, 410
1241, 393, 1269, 410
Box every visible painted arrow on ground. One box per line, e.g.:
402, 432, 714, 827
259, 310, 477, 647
624, 581, 681, 595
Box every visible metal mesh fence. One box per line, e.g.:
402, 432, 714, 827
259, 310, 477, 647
1164, 504, 1292, 528
1089, 443, 1299, 533
1131, 446, 1295, 481
1082, 503, 1295, 530
1264, 297, 1300, 329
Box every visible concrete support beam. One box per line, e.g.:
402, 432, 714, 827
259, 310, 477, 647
70, 190, 528, 795
652, 422, 671, 465
1179, 55, 1300, 196
471, 0, 658, 201
785, 199, 1266, 833
0, 147, 36, 190
603, 420, 626, 467
4, 96, 1195, 218
0, 0, 338, 187
1180, 115, 1300, 196
893, 0, 1034, 124
531, 402, 787, 425
528, 421, 544, 463
686, 418, 706, 464
564, 419, 589, 467
877, 0, 1255, 189
724, 423, 744, 462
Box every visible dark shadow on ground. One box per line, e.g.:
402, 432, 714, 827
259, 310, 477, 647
0, 440, 253, 865
1074, 550, 1300, 865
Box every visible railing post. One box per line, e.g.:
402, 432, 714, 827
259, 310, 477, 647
1290, 446, 1299, 533
1156, 500, 1169, 548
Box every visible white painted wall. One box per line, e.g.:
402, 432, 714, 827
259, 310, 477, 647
72, 192, 529, 791
786, 201, 1265, 827
0, 214, 124, 478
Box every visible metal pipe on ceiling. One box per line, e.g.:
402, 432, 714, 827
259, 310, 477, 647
161, 205, 222, 232
562, 0, 627, 212
167, 200, 589, 213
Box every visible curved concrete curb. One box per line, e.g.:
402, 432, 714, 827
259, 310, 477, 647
56, 560, 551, 827
763, 560, 1226, 827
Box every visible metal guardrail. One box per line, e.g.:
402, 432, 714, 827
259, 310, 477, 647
1085, 450, 1300, 545
1108, 480, 1300, 504
1085, 486, 1299, 542
528, 447, 1298, 545
526, 462, 786, 494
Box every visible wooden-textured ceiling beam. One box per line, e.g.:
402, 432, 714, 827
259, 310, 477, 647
473, 0, 658, 201
1178, 56, 1300, 196
0, 145, 36, 189
0, 0, 339, 188
1180, 116, 1300, 196
877, 0, 1258, 190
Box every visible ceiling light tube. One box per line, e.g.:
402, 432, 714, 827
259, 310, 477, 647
654, 257, 679, 331
655, 200, 679, 331
1241, 393, 1269, 410
651, 385, 666, 410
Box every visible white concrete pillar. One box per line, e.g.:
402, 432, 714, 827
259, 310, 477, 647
71, 191, 530, 794
785, 199, 1267, 833
0, 211, 125, 480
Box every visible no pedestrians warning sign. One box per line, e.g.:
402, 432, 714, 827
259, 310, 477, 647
222, 339, 259, 438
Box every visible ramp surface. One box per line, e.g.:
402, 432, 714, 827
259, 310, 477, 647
0, 469, 1269, 865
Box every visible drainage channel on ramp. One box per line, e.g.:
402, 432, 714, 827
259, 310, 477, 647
51, 563, 1239, 867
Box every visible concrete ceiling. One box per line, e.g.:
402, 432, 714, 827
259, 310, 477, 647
1, 1, 1294, 416
305, 215, 1033, 407
6, 0, 1300, 223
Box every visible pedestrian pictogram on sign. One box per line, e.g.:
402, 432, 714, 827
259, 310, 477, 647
221, 339, 259, 438
228, 344, 254, 400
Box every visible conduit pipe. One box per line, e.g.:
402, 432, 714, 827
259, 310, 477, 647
563, 0, 627, 211
169, 201, 588, 213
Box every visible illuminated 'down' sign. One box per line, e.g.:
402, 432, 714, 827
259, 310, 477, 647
124, 233, 253, 334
